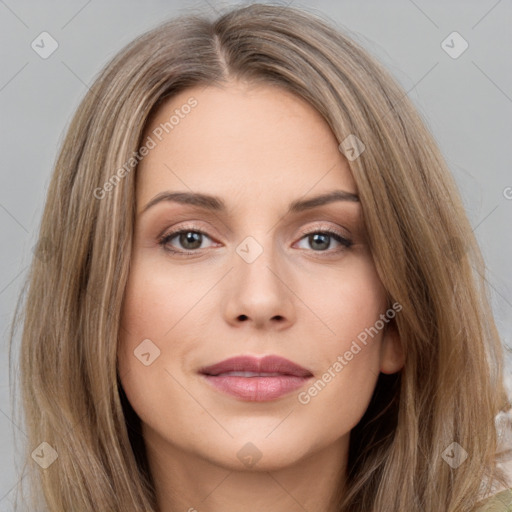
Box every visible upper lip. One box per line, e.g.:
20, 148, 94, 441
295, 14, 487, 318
199, 355, 313, 378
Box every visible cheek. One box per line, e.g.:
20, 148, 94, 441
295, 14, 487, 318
302, 252, 387, 349
117, 257, 190, 409
293, 255, 387, 421
119, 253, 203, 340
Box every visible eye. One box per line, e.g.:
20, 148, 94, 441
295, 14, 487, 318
295, 228, 353, 253
158, 224, 353, 255
158, 225, 216, 254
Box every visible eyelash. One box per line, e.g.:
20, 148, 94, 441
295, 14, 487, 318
157, 223, 353, 256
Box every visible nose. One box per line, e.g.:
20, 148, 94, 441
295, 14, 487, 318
222, 236, 296, 331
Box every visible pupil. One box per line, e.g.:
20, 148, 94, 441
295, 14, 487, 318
310, 233, 329, 251
181, 232, 201, 249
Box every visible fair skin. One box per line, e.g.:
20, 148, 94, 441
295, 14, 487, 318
118, 80, 404, 512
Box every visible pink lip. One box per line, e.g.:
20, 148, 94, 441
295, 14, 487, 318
198, 355, 313, 402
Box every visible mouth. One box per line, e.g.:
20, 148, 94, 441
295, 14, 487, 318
198, 355, 313, 402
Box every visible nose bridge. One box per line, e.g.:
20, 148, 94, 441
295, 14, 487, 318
223, 228, 296, 328
229, 202, 280, 271
234, 231, 283, 293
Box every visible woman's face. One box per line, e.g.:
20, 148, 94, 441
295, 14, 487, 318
118, 81, 403, 473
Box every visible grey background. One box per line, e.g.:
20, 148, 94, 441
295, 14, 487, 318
1, 0, 510, 508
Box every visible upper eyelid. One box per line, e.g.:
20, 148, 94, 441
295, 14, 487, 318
160, 220, 352, 237
159, 222, 352, 247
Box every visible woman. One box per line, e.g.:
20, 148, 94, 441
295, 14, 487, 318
10, 3, 511, 511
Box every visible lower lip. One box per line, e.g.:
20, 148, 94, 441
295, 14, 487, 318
201, 374, 312, 401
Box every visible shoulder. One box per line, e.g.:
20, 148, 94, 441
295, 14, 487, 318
473, 488, 512, 511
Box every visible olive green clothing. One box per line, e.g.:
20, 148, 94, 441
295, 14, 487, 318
474, 489, 512, 511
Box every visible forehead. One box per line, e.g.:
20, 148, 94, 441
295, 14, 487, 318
135, 81, 357, 210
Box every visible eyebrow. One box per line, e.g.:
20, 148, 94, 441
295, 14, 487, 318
140, 189, 360, 216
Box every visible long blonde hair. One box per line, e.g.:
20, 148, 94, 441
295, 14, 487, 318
9, 3, 509, 510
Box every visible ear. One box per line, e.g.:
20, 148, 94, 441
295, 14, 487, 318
379, 320, 404, 375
